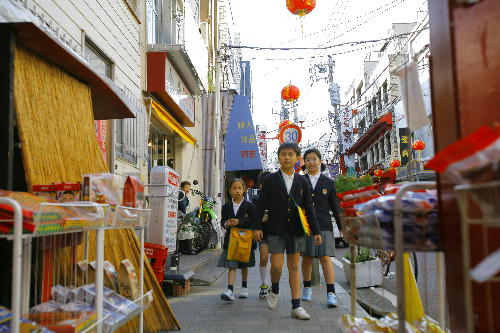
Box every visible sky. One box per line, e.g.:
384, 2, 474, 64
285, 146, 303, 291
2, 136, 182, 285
229, 0, 428, 161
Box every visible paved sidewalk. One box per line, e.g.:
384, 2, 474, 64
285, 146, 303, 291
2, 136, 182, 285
167, 253, 367, 333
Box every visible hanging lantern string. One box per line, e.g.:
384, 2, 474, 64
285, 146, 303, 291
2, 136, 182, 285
222, 28, 428, 51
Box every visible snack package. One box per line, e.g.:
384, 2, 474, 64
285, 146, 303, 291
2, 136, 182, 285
30, 301, 62, 313
0, 305, 53, 333
340, 313, 446, 333
87, 261, 118, 291
32, 184, 57, 200
122, 175, 145, 208
59, 301, 94, 313
27, 311, 96, 333
81, 173, 122, 205
118, 259, 139, 300
51, 286, 72, 304
426, 125, 500, 183
54, 183, 81, 202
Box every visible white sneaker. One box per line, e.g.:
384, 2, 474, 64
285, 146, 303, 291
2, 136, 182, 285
220, 289, 235, 301
291, 306, 311, 320
239, 287, 249, 299
267, 291, 279, 309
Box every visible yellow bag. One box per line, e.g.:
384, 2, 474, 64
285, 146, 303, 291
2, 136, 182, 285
227, 228, 253, 263
297, 206, 312, 236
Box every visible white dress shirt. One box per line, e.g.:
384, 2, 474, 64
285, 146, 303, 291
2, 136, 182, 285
308, 172, 321, 190
280, 170, 294, 194
232, 200, 242, 216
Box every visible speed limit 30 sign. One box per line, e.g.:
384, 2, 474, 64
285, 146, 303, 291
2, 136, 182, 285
278, 123, 302, 144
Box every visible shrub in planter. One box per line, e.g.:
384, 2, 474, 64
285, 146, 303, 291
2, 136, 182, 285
342, 248, 383, 288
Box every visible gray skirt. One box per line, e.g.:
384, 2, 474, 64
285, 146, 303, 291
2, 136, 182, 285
217, 249, 256, 269
302, 231, 336, 257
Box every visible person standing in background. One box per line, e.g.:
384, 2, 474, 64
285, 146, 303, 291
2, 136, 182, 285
178, 181, 191, 215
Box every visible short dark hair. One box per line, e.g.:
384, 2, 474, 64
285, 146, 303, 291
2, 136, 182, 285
180, 181, 191, 188
277, 142, 301, 156
228, 178, 246, 190
257, 171, 271, 185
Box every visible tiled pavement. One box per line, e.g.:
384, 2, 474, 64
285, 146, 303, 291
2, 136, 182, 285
167, 251, 367, 333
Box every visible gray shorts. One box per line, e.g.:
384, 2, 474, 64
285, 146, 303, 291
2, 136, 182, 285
267, 235, 305, 254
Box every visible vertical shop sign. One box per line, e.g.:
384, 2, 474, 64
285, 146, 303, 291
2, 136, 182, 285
94, 120, 107, 158
225, 95, 263, 171
340, 107, 355, 168
399, 127, 410, 166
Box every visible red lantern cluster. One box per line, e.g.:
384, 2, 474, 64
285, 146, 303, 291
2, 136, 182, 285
374, 169, 383, 177
281, 84, 300, 102
286, 0, 316, 16
390, 159, 401, 168
412, 140, 426, 151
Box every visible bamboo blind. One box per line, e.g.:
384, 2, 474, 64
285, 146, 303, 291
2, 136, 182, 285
13, 45, 179, 332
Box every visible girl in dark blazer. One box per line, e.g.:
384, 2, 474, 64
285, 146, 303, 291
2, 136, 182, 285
217, 178, 256, 301
300, 148, 342, 308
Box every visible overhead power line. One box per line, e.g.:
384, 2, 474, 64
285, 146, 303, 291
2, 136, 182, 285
223, 28, 428, 51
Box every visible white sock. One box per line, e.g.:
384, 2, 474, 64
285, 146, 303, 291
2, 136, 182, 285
259, 265, 268, 286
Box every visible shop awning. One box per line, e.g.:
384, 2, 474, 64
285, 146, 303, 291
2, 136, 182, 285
149, 99, 197, 145
348, 112, 393, 155
0, 0, 137, 120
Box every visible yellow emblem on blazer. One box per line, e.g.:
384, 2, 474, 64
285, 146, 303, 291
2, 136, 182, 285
323, 188, 328, 195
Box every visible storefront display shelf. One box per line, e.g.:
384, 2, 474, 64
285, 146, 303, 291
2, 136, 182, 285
0, 197, 149, 333
455, 180, 500, 333
108, 206, 151, 228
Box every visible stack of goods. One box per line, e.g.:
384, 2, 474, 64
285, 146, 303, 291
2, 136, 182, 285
0, 306, 53, 332
27, 283, 141, 333
354, 190, 440, 251
340, 313, 445, 333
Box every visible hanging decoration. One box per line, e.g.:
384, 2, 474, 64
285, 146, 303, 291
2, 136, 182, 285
374, 169, 383, 178
286, 0, 316, 16
390, 159, 401, 168
279, 119, 293, 130
281, 84, 300, 103
412, 140, 426, 151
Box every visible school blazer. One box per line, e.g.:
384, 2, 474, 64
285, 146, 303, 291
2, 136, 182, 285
220, 200, 255, 250
304, 174, 342, 232
253, 171, 320, 237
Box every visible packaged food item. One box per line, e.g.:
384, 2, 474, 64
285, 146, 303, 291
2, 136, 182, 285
86, 261, 118, 291
27, 311, 96, 333
32, 184, 57, 200
426, 125, 500, 184
102, 309, 127, 333
81, 173, 122, 206
30, 301, 62, 313
118, 259, 139, 300
122, 175, 145, 208
51, 286, 72, 304
59, 301, 94, 312
340, 313, 445, 333
0, 305, 53, 332
54, 183, 81, 202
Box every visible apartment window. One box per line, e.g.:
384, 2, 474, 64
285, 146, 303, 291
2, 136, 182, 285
377, 90, 382, 110
147, 0, 184, 45
367, 104, 372, 123
372, 98, 377, 117
386, 134, 392, 155
84, 39, 113, 78
380, 140, 385, 160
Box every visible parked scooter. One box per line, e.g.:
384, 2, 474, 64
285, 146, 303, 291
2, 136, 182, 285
177, 180, 221, 254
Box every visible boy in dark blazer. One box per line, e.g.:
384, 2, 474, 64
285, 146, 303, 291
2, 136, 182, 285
253, 142, 322, 320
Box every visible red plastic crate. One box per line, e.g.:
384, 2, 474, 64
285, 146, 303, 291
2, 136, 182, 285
153, 267, 165, 284
144, 243, 168, 269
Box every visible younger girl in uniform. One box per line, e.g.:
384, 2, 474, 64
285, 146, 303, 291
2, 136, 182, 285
301, 148, 342, 308
217, 178, 256, 301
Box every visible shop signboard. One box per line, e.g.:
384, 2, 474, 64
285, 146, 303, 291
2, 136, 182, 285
183, 4, 209, 90
341, 107, 355, 168
399, 127, 410, 166
225, 95, 263, 171
165, 59, 195, 124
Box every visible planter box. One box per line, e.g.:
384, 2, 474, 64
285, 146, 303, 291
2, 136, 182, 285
342, 257, 383, 288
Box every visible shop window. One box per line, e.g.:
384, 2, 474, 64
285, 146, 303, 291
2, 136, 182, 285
116, 118, 138, 164
84, 38, 113, 78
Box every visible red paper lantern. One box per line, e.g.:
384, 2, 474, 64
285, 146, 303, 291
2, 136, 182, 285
374, 169, 383, 177
286, 0, 316, 16
390, 159, 401, 168
281, 85, 300, 102
412, 140, 426, 151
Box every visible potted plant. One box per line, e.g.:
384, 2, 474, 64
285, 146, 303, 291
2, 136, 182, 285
342, 247, 383, 288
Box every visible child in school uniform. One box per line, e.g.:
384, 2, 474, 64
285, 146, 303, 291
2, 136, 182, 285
253, 142, 322, 320
218, 178, 256, 301
300, 148, 342, 308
